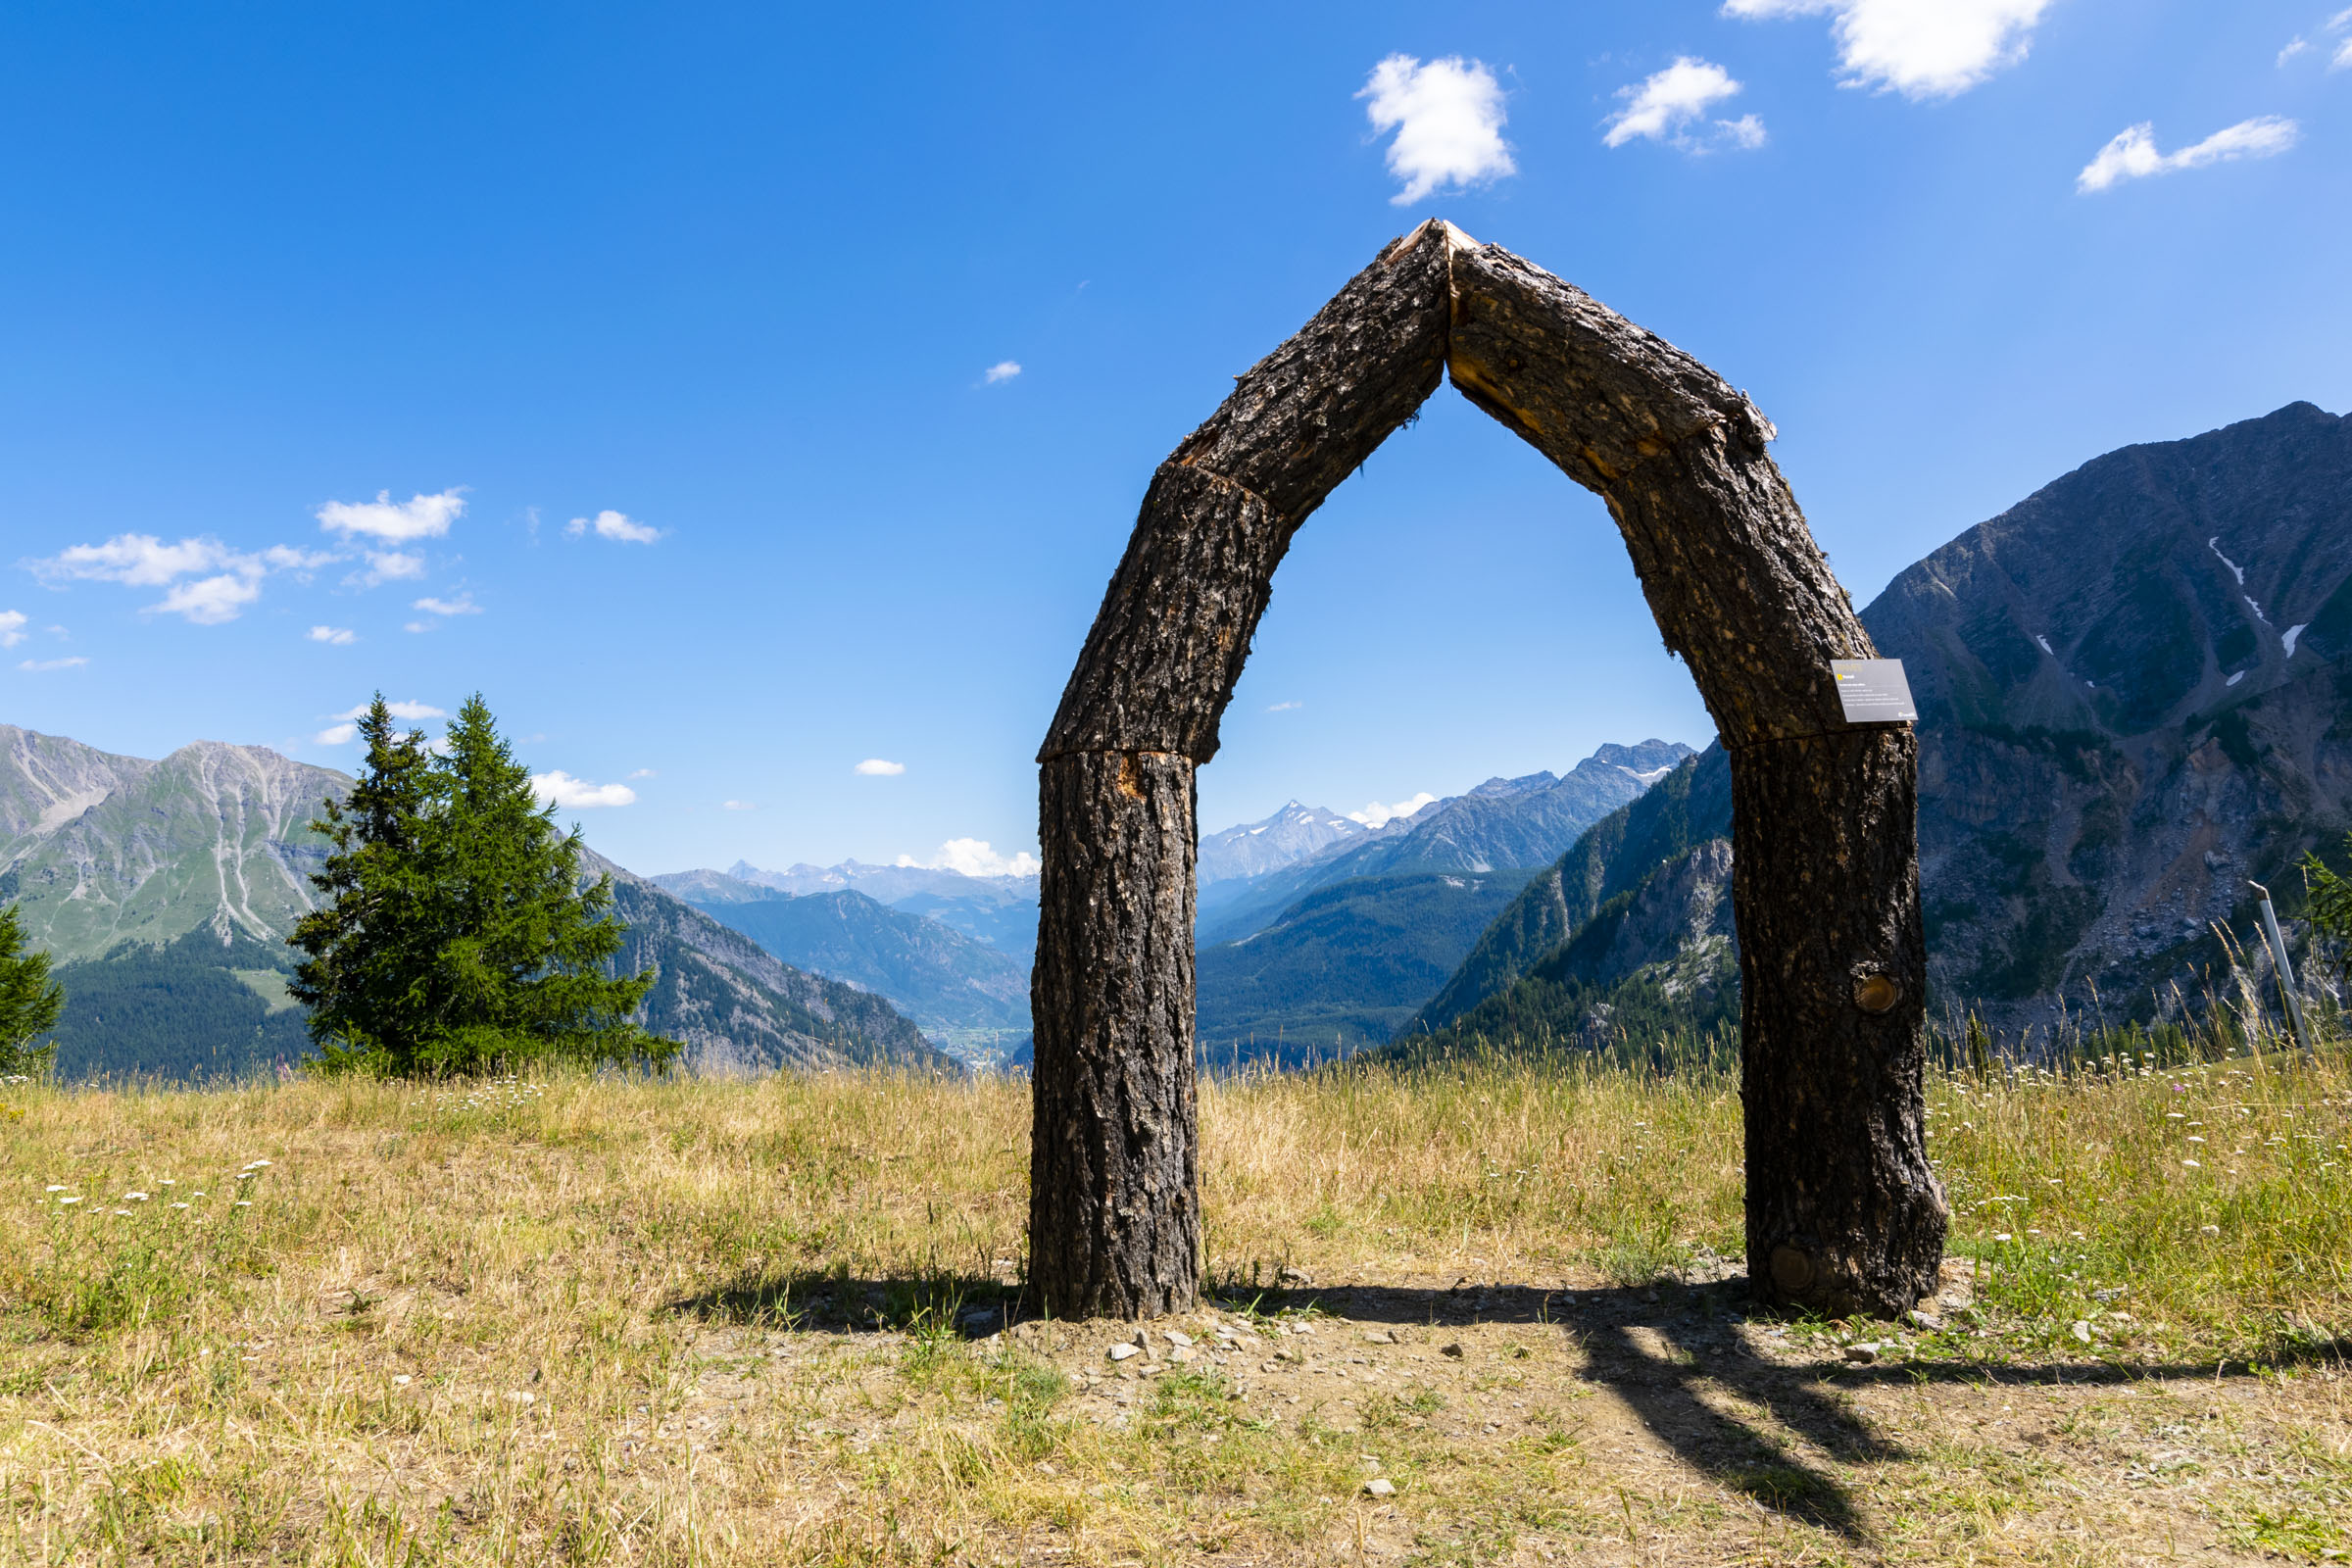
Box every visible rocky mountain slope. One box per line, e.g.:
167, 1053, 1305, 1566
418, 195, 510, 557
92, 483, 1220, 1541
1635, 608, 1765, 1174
1411, 402, 2352, 1055
0, 726, 944, 1080
656, 868, 1031, 1060
1867, 400, 2352, 1027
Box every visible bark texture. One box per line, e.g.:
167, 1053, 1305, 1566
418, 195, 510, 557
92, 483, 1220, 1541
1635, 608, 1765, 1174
1032, 220, 1946, 1320
1444, 240, 1948, 1314
1028, 750, 1202, 1317
1028, 223, 1455, 1318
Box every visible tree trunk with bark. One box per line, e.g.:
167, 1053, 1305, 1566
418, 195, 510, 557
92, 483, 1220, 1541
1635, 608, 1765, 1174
1031, 220, 1946, 1321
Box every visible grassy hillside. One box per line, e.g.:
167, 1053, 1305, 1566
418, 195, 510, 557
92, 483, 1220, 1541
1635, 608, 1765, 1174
4, 1045, 2347, 1564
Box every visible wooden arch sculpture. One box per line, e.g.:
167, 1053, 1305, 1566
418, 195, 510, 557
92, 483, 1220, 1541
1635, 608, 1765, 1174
1031, 222, 1948, 1320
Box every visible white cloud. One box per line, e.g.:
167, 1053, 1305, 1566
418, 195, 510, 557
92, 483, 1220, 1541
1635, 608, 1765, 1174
1603, 57, 1764, 152
2332, 7, 2352, 69
404, 620, 432, 634
153, 572, 264, 625
2078, 117, 2300, 193
894, 839, 1042, 878
18, 657, 87, 672
626, 767, 657, 779
328, 699, 445, 723
411, 593, 482, 616
316, 488, 466, 544
721, 800, 760, 811
30, 532, 348, 623
1724, 0, 2052, 99
307, 625, 357, 645
531, 770, 637, 809
984, 361, 1022, 384
1348, 791, 1438, 828
1358, 54, 1517, 204
0, 611, 24, 648
855, 758, 906, 776
314, 723, 358, 745
564, 510, 663, 544
358, 551, 426, 585
1267, 700, 1302, 712
33, 533, 229, 587
2279, 36, 2311, 64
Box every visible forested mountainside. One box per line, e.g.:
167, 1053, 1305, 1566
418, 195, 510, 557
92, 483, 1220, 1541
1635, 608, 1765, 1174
1197, 740, 1691, 947
1408, 402, 2352, 1057
658, 868, 1030, 1058
1194, 870, 1533, 1068
0, 725, 943, 1080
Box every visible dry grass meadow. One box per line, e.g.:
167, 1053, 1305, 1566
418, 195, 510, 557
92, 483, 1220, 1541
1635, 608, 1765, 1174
3, 1046, 2349, 1566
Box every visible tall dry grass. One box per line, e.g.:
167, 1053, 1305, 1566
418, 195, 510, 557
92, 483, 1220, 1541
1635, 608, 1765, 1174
2, 1042, 2346, 1563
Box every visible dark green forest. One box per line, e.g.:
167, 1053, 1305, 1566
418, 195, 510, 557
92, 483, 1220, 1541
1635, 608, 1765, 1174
47, 928, 312, 1083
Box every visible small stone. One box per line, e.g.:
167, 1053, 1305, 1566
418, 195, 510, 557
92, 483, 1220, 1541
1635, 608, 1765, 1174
1165, 1329, 1196, 1348
1842, 1344, 1879, 1365
1107, 1343, 1139, 1362
1363, 1328, 1398, 1345
1279, 1266, 1312, 1285
1168, 1345, 1196, 1363
1906, 1308, 1941, 1331
1441, 1343, 1465, 1359
1362, 1478, 1396, 1497
2071, 1320, 2092, 1344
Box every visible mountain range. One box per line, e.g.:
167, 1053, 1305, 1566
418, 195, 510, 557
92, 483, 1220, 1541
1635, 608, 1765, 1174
1399, 401, 2352, 1059
1191, 740, 1696, 1062
648, 867, 1032, 1064
0, 726, 950, 1080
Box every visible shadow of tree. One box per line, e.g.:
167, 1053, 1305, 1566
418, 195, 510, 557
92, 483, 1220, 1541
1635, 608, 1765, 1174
667, 1267, 1030, 1336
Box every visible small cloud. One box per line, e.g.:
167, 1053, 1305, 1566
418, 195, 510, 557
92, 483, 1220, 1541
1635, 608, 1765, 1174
1348, 791, 1438, 828
855, 758, 906, 776
1603, 57, 1763, 152
1266, 700, 1302, 712
531, 770, 637, 809
983, 361, 1022, 384
328, 699, 445, 723
1724, 0, 2053, 100
153, 572, 264, 625
404, 620, 431, 633
2332, 7, 2352, 69
317, 488, 466, 544
564, 510, 663, 544
0, 611, 24, 648
357, 551, 426, 585
261, 545, 339, 573
894, 839, 1042, 878
412, 593, 482, 617
314, 723, 358, 745
721, 800, 760, 811
2079, 117, 2299, 193
2279, 35, 2310, 64
626, 767, 657, 779
32, 533, 227, 587
18, 656, 87, 672
307, 625, 358, 645
1358, 54, 1517, 205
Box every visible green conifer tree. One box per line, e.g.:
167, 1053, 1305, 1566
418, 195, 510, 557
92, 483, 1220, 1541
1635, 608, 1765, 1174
0, 902, 65, 1078
290, 693, 678, 1076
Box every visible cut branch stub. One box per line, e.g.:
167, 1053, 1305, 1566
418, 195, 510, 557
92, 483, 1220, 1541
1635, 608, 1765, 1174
1029, 220, 1946, 1322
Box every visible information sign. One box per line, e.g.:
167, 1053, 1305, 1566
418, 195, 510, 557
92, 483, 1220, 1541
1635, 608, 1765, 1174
1831, 659, 1918, 724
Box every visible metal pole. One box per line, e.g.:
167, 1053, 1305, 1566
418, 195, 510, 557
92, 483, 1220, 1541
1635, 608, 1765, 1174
2247, 881, 2315, 1059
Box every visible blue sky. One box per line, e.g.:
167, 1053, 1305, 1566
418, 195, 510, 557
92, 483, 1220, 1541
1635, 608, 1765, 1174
4, 0, 2347, 876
